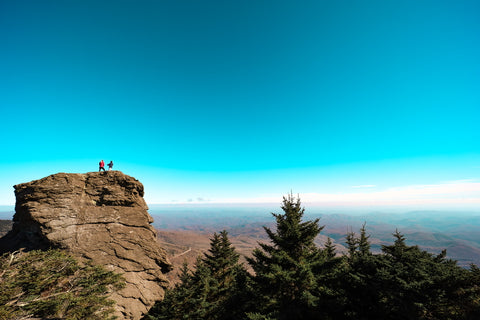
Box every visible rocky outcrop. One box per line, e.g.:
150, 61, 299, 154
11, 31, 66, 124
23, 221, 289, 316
0, 171, 172, 320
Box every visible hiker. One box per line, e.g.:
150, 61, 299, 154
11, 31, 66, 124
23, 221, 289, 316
99, 160, 106, 172
107, 161, 113, 171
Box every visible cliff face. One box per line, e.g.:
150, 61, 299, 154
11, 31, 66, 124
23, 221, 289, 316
0, 171, 172, 320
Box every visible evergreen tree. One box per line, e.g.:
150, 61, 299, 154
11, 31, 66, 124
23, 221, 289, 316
323, 237, 336, 261
345, 229, 358, 261
147, 260, 199, 320
334, 228, 480, 320
146, 199, 480, 320
338, 225, 387, 320
247, 194, 324, 319
358, 222, 371, 256
378, 230, 480, 320
201, 230, 249, 320
314, 236, 345, 320
145, 230, 248, 320
463, 264, 480, 319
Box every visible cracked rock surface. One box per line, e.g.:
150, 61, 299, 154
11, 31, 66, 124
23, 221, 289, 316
0, 171, 172, 320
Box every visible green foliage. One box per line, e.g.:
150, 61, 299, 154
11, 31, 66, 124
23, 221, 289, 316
323, 237, 336, 261
146, 230, 249, 320
358, 222, 371, 256
246, 193, 325, 319
338, 225, 390, 319
375, 230, 480, 320
0, 249, 125, 320
334, 228, 480, 320
145, 195, 480, 320
246, 313, 273, 320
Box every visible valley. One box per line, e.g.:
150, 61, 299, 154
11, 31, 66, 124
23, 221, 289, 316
3, 205, 480, 286
150, 205, 480, 285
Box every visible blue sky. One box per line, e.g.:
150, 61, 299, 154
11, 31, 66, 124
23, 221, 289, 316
1, 0, 479, 207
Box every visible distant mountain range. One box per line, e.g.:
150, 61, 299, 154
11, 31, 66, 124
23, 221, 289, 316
2, 206, 479, 283
148, 206, 480, 269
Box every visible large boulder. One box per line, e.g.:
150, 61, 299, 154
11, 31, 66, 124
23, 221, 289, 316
0, 171, 172, 320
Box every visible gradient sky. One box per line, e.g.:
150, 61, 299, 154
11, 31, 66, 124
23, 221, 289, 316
1, 0, 479, 207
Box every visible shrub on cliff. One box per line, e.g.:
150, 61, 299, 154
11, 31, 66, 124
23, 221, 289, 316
0, 249, 125, 320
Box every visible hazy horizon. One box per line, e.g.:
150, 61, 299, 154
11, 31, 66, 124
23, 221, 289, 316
2, 202, 480, 221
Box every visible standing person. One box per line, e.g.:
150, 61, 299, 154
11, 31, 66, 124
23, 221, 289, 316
107, 161, 113, 171
99, 160, 106, 172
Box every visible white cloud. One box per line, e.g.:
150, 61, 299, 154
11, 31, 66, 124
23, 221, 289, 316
299, 181, 480, 207
149, 179, 480, 209
351, 185, 376, 189
199, 181, 480, 208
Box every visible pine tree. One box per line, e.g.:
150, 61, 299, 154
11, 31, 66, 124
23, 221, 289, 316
323, 237, 336, 261
145, 230, 248, 320
247, 194, 324, 319
358, 222, 371, 256
145, 263, 189, 319
146, 201, 480, 320
375, 230, 480, 319
314, 236, 345, 320
345, 229, 358, 261
201, 230, 248, 320
339, 225, 387, 320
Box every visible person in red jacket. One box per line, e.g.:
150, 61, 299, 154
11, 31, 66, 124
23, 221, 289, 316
99, 160, 106, 172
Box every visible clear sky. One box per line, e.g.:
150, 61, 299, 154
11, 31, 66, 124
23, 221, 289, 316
1, 0, 479, 208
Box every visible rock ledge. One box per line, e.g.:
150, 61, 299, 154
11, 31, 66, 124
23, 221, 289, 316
0, 171, 172, 320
